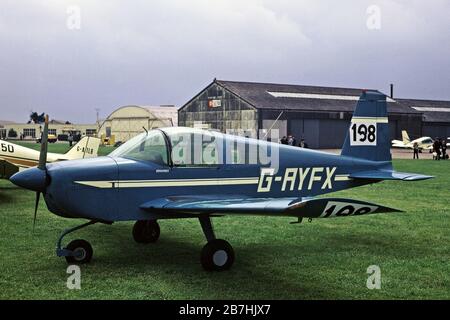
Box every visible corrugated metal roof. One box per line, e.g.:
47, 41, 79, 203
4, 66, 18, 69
397, 98, 450, 123
216, 80, 420, 114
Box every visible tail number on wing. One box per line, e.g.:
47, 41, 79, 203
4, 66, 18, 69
320, 201, 378, 218
350, 122, 377, 146
1, 143, 14, 153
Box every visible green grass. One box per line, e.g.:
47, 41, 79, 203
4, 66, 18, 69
0, 149, 449, 299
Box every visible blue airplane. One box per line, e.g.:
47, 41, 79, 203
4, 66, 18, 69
10, 91, 432, 271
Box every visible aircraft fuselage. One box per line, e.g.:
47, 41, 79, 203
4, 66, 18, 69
43, 145, 386, 221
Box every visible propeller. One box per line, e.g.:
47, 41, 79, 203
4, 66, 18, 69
33, 114, 49, 230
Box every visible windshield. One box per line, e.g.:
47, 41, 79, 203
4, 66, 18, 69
109, 131, 168, 166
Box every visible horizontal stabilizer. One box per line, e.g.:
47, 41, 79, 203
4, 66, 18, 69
350, 170, 433, 181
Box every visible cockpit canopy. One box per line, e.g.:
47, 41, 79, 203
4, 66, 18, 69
109, 130, 169, 166
109, 127, 278, 167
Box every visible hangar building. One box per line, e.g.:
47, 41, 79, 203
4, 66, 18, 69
99, 105, 178, 142
397, 98, 450, 139
178, 79, 429, 149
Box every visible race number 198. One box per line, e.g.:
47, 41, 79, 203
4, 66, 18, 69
350, 121, 377, 146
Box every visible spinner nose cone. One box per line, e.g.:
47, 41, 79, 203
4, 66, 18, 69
10, 167, 48, 192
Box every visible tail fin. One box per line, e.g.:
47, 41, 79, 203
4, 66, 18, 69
341, 90, 391, 162
65, 136, 101, 159
401, 130, 410, 144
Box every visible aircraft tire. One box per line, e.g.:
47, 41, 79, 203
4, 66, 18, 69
201, 239, 235, 271
132, 220, 160, 244
65, 239, 93, 264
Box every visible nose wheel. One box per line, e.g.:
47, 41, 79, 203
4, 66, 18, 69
65, 239, 93, 264
56, 220, 98, 264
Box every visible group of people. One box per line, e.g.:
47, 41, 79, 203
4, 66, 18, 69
280, 135, 308, 148
432, 138, 448, 160
413, 137, 448, 160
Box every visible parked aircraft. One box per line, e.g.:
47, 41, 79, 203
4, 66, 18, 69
0, 135, 100, 178
391, 130, 433, 151
10, 92, 432, 271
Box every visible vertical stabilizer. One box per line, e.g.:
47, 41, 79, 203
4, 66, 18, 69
341, 91, 392, 162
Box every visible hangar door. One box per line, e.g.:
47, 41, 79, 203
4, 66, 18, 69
290, 119, 350, 149
389, 120, 399, 141
423, 124, 450, 139
289, 119, 320, 149
319, 119, 350, 149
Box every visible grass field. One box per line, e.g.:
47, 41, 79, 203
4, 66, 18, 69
0, 143, 449, 299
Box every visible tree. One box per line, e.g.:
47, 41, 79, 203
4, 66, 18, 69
8, 128, 17, 138
29, 112, 46, 124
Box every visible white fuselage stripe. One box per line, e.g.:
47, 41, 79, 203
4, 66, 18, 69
75, 177, 260, 189
351, 117, 388, 123
334, 174, 351, 181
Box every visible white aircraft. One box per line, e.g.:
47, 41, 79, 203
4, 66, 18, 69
0, 136, 101, 178
391, 130, 433, 151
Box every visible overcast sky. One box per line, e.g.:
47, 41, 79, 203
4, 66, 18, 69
1, 0, 449, 123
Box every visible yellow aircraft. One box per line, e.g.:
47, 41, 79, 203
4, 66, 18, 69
391, 130, 433, 151
0, 136, 100, 178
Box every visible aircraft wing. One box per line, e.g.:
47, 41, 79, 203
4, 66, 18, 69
0, 159, 19, 179
391, 142, 409, 149
349, 170, 433, 181
140, 195, 401, 218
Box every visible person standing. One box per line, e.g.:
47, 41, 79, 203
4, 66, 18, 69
292, 135, 297, 147
441, 138, 447, 160
287, 134, 294, 146
413, 142, 419, 159
433, 138, 441, 160
68, 133, 73, 147
299, 139, 309, 148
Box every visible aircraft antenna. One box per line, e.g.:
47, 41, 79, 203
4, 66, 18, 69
262, 111, 284, 140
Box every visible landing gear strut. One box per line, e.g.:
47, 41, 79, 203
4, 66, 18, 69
199, 216, 234, 271
56, 220, 98, 264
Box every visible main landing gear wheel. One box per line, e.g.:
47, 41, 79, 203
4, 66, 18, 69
65, 239, 93, 264
198, 216, 235, 271
201, 239, 235, 271
132, 220, 160, 244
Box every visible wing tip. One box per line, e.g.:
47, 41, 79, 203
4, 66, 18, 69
402, 175, 434, 181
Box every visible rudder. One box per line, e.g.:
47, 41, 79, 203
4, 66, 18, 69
401, 130, 410, 144
65, 136, 101, 159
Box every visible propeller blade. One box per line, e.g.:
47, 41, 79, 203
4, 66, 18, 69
33, 192, 40, 231
38, 114, 49, 170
